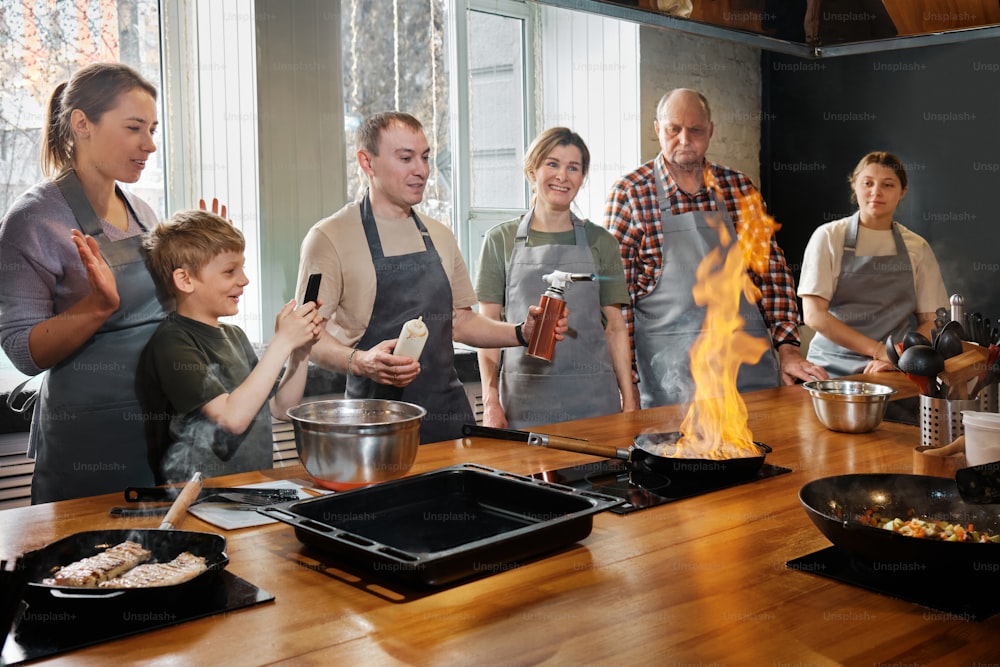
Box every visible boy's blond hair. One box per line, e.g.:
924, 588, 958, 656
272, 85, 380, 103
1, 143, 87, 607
144, 210, 245, 297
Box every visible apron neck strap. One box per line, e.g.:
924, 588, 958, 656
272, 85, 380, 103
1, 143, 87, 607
359, 190, 430, 259
515, 209, 588, 246
54, 169, 143, 237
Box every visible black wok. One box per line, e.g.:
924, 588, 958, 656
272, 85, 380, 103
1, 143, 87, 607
799, 474, 1000, 572
25, 529, 229, 601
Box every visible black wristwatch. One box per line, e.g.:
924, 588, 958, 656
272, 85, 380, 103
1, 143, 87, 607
515, 321, 529, 347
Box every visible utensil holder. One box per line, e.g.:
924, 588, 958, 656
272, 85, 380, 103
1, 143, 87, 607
920, 395, 979, 447
979, 383, 998, 413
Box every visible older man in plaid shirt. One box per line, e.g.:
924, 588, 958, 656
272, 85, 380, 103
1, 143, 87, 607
604, 88, 827, 408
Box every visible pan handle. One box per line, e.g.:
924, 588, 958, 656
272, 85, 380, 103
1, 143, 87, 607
160, 472, 203, 530
49, 589, 126, 600
461, 423, 530, 442
528, 433, 630, 460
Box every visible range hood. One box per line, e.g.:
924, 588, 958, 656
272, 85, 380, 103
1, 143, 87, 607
535, 0, 1000, 57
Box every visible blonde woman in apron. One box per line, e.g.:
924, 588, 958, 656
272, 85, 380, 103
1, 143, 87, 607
0, 64, 169, 503
475, 128, 636, 429
800, 151, 948, 377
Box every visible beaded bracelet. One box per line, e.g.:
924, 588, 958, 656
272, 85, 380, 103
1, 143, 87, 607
347, 348, 359, 376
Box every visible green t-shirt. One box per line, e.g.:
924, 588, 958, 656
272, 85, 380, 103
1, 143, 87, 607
475, 217, 630, 310
137, 312, 275, 485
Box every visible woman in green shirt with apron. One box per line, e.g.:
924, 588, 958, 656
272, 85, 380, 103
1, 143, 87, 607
475, 128, 637, 429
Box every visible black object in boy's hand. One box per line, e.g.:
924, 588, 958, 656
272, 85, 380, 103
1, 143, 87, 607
303, 273, 322, 304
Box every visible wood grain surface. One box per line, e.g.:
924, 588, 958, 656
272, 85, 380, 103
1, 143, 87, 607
4, 371, 996, 665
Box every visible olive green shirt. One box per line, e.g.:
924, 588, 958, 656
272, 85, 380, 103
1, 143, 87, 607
475, 217, 630, 314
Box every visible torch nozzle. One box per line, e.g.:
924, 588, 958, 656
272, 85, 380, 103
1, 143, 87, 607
542, 271, 596, 290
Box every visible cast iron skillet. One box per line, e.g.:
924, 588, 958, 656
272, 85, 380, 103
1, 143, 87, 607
25, 529, 228, 600
799, 474, 1000, 571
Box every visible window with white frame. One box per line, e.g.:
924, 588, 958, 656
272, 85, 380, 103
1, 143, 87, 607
336, 0, 639, 284
160, 0, 262, 341
340, 0, 453, 227
457, 1, 534, 280
459, 0, 640, 279
536, 3, 641, 224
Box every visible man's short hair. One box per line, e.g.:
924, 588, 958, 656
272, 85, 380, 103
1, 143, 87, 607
143, 210, 245, 296
356, 111, 424, 155
655, 89, 712, 123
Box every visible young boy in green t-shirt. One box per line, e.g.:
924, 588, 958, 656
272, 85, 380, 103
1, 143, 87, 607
138, 209, 322, 484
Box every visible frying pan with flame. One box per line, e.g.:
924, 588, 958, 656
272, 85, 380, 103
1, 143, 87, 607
462, 424, 771, 484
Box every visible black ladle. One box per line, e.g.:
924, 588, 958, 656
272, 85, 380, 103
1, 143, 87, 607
897, 344, 944, 396
902, 331, 932, 350
885, 334, 901, 367
933, 321, 965, 360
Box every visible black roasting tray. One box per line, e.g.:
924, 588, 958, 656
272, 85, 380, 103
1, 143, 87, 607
258, 463, 623, 587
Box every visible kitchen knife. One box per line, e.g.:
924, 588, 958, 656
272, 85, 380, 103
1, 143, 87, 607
955, 462, 1000, 504
125, 486, 300, 503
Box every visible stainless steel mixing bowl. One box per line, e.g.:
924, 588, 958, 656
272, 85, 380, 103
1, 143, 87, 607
286, 399, 426, 490
802, 380, 897, 433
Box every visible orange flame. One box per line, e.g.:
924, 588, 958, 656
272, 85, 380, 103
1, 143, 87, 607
670, 187, 781, 460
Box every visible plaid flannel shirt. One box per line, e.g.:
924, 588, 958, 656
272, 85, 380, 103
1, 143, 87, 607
604, 155, 802, 381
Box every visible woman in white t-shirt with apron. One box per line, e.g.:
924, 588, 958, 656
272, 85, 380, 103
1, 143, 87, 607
799, 151, 948, 377
475, 128, 637, 429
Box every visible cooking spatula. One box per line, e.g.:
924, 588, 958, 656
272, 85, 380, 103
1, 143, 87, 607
955, 462, 1000, 503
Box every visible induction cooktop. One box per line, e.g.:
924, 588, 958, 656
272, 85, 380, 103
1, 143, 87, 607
2, 571, 273, 665
532, 458, 792, 514
787, 547, 1000, 621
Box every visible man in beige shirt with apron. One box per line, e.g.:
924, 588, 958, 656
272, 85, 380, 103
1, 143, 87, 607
297, 112, 561, 443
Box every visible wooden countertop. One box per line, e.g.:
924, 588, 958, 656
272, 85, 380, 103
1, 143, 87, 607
3, 372, 994, 665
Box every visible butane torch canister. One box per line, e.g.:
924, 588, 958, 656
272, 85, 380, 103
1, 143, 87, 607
526, 271, 594, 361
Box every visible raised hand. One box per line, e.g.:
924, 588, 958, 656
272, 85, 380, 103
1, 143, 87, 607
198, 197, 230, 223
71, 229, 120, 313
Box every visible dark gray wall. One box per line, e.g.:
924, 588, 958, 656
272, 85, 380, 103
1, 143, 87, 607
760, 38, 1000, 326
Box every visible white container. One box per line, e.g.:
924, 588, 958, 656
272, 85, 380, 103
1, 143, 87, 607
393, 317, 427, 361
962, 411, 1000, 466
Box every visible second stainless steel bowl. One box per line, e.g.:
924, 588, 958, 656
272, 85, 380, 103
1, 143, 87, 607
802, 380, 896, 433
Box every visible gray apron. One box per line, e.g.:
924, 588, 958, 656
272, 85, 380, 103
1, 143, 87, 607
346, 193, 475, 443
499, 212, 620, 429
807, 213, 916, 377
30, 171, 167, 503
634, 167, 781, 408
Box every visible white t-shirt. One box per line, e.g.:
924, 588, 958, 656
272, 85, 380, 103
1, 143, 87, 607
798, 215, 948, 313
